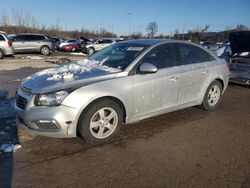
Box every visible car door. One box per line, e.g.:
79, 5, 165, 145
12, 35, 27, 52
23, 35, 37, 51
94, 39, 105, 51
132, 43, 180, 118
177, 43, 216, 105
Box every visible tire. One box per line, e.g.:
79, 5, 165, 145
78, 99, 123, 145
40, 46, 50, 55
87, 47, 95, 56
0, 49, 4, 59
202, 80, 222, 110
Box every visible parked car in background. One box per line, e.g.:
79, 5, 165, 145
9, 34, 54, 55
86, 38, 116, 55
229, 31, 250, 85
59, 39, 79, 48
200, 41, 219, 51
61, 43, 81, 52
15, 39, 229, 145
60, 37, 89, 53
0, 31, 14, 59
47, 36, 61, 50
215, 43, 231, 61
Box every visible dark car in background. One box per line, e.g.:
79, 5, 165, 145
9, 33, 54, 55
200, 41, 219, 51
228, 31, 250, 85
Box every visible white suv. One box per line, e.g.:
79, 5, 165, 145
86, 38, 116, 55
0, 32, 14, 59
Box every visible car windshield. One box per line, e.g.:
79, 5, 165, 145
88, 42, 149, 71
90, 39, 98, 43
215, 46, 226, 57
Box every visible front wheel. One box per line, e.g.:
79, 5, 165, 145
78, 99, 123, 145
40, 46, 50, 55
87, 47, 95, 56
202, 81, 222, 110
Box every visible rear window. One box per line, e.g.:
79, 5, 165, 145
178, 44, 215, 65
0, 35, 5, 41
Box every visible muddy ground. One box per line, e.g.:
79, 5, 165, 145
0, 55, 249, 188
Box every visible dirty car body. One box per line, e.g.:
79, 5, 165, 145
15, 39, 229, 143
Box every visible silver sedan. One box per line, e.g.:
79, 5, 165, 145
15, 39, 229, 144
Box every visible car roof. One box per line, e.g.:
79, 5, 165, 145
14, 33, 46, 36
119, 39, 190, 46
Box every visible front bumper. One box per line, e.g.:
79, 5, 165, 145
15, 94, 79, 138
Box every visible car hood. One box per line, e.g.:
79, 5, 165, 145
21, 59, 121, 94
229, 31, 250, 55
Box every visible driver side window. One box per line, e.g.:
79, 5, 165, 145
140, 44, 177, 69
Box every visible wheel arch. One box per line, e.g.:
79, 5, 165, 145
40, 45, 50, 50
76, 95, 128, 134
200, 77, 226, 105
0, 48, 5, 56
215, 78, 224, 91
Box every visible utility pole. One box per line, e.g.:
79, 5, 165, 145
182, 23, 185, 40
127, 12, 133, 38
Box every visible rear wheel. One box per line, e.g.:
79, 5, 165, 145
202, 81, 222, 110
0, 49, 4, 59
78, 99, 123, 145
40, 46, 50, 55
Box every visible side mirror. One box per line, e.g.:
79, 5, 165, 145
139, 63, 158, 74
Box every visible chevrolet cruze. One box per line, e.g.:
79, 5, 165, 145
15, 39, 229, 144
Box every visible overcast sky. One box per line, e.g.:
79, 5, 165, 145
1, 0, 250, 36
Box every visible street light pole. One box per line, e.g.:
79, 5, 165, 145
127, 12, 133, 38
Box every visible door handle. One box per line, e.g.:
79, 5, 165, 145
170, 76, 178, 81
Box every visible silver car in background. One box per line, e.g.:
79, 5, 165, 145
0, 32, 14, 59
9, 33, 54, 55
15, 39, 229, 145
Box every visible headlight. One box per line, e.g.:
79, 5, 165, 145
35, 90, 69, 106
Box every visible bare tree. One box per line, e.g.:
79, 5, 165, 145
236, 24, 249, 31
146, 21, 158, 38
201, 25, 209, 33
12, 7, 24, 32
12, 8, 33, 33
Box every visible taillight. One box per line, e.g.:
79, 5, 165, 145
227, 62, 231, 70
7, 40, 13, 47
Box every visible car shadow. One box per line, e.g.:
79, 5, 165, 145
0, 97, 19, 188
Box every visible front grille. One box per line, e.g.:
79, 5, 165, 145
16, 95, 28, 109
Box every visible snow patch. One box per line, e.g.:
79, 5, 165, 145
26, 56, 45, 60
43, 58, 120, 81
70, 52, 86, 56
0, 144, 21, 153
47, 74, 62, 81
240, 52, 249, 56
